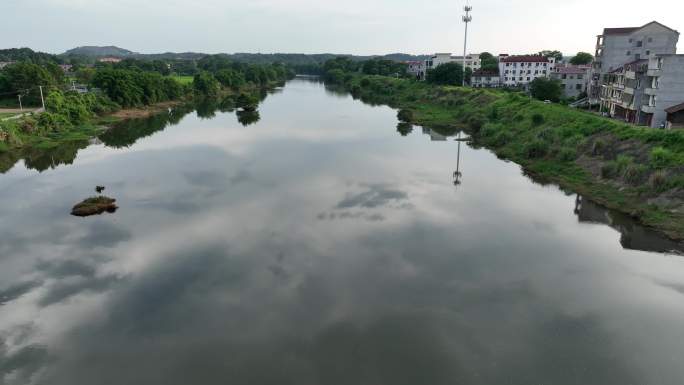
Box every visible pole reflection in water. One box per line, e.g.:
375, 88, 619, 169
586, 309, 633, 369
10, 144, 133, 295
453, 131, 463, 187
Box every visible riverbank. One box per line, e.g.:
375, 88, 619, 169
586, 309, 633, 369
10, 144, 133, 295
328, 74, 684, 240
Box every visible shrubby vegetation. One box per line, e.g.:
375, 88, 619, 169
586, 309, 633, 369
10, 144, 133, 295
321, 62, 684, 238
529, 77, 563, 102
92, 68, 185, 107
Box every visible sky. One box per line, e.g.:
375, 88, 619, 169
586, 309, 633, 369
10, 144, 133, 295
1, 0, 682, 56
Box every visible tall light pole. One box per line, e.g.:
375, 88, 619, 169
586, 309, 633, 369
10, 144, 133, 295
462, 5, 472, 87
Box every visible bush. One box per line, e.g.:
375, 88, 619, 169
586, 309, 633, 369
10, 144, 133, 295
558, 147, 577, 162
397, 109, 414, 123
623, 164, 648, 186
360, 78, 371, 87
649, 171, 668, 191
650, 146, 675, 169
467, 114, 486, 134
591, 139, 606, 156
531, 113, 545, 126
524, 140, 549, 158
601, 162, 618, 179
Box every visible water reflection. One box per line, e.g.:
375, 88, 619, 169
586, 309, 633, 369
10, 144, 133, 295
2, 78, 684, 385
575, 195, 684, 254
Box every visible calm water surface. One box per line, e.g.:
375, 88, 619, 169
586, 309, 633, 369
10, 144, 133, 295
2, 78, 684, 385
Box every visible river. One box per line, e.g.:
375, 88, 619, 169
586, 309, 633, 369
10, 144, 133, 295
1, 77, 684, 385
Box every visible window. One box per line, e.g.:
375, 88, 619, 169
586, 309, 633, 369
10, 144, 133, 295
646, 50, 650, 56
648, 37, 653, 43
527, 77, 531, 81
636, 41, 643, 47
519, 77, 523, 81
578, 74, 583, 80
629, 38, 633, 43
635, 54, 640, 60
627, 51, 631, 55
562, 74, 567, 79
576, 84, 583, 90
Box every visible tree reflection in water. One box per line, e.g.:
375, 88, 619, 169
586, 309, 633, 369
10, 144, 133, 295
236, 110, 261, 126
396, 122, 413, 136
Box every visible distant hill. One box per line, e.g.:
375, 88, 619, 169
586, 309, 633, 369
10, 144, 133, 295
59, 46, 429, 64
63, 46, 136, 58
0, 48, 61, 64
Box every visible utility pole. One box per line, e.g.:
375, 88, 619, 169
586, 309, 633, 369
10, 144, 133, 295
38, 86, 46, 110
462, 5, 473, 87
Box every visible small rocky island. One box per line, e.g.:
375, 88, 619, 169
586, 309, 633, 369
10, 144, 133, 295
71, 186, 118, 217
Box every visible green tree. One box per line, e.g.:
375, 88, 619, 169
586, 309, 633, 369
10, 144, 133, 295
570, 52, 593, 65
426, 62, 464, 86
479, 52, 498, 71
530, 77, 562, 102
1, 63, 57, 105
538, 50, 564, 62
192, 72, 220, 97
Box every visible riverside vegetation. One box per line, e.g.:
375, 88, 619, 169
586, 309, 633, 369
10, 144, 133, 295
0, 53, 294, 155
322, 58, 684, 240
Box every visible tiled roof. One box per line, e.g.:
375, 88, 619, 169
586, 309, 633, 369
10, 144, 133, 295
500, 55, 550, 63
602, 21, 679, 36
665, 102, 684, 114
603, 27, 639, 35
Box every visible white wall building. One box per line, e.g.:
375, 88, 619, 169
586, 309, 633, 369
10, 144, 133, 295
499, 55, 556, 89
420, 53, 481, 79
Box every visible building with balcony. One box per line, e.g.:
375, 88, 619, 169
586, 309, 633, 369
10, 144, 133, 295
589, 21, 679, 103
598, 60, 649, 125
551, 65, 591, 99
498, 55, 556, 89
471, 69, 500, 88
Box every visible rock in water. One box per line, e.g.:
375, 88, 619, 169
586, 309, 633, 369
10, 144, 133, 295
71, 196, 118, 217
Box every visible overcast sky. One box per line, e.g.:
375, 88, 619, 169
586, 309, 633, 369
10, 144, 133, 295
1, 0, 682, 56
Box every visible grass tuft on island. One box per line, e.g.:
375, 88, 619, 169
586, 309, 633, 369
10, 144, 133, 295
71, 196, 118, 217
326, 72, 684, 240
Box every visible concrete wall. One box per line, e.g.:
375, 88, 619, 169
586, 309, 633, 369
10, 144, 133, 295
650, 55, 684, 128
551, 72, 588, 98
599, 24, 678, 73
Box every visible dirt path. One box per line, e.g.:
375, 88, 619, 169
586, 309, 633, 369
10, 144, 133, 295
109, 101, 183, 119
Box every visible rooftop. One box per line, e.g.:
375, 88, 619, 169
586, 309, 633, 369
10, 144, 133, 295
665, 102, 684, 114
602, 21, 679, 36
500, 55, 550, 63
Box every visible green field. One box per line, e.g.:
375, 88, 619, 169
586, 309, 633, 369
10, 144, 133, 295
170, 75, 194, 85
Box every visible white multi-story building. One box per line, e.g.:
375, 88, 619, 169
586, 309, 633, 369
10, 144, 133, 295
499, 55, 556, 89
420, 53, 481, 79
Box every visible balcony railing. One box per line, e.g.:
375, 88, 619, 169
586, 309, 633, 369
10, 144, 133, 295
647, 69, 662, 77
644, 88, 658, 96
641, 105, 656, 114
625, 71, 636, 80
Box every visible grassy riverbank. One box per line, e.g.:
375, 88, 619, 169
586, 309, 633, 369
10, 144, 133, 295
329, 74, 684, 240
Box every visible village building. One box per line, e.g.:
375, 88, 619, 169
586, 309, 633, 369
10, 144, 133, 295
471, 69, 500, 88
498, 55, 556, 89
